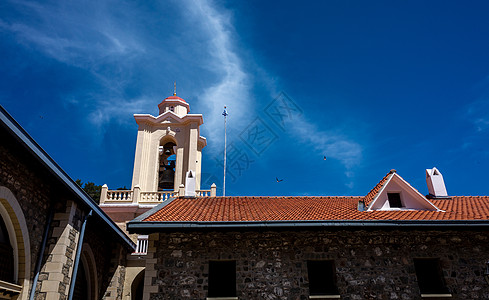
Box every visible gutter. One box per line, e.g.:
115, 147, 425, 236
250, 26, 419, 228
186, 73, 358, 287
127, 219, 489, 233
0, 106, 135, 250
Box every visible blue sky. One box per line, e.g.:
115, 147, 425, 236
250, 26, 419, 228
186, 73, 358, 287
1, 0, 489, 197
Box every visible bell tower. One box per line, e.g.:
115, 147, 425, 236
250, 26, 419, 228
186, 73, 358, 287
131, 92, 207, 192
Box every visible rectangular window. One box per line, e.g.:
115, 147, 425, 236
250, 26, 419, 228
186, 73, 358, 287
132, 235, 149, 256
414, 258, 449, 295
307, 260, 339, 296
208, 260, 236, 298
387, 192, 403, 208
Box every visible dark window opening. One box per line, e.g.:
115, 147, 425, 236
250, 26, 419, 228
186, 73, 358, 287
307, 260, 339, 296
414, 258, 449, 294
170, 106, 174, 112
208, 260, 236, 298
0, 216, 14, 282
387, 192, 403, 208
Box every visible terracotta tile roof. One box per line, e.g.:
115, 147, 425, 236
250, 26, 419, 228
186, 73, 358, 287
363, 170, 394, 206
143, 195, 489, 223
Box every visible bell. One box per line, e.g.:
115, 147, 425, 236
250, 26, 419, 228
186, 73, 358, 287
159, 164, 175, 190
164, 149, 172, 156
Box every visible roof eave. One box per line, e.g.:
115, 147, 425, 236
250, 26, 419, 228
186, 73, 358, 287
126, 219, 489, 233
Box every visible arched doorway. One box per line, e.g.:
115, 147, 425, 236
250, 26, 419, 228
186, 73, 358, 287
0, 186, 32, 300
131, 269, 145, 300
0, 216, 14, 282
72, 244, 98, 300
73, 261, 88, 300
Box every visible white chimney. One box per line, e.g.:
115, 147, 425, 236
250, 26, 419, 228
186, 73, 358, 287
185, 170, 196, 197
426, 167, 448, 198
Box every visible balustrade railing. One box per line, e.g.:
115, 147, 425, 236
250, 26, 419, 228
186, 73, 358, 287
132, 235, 149, 256
196, 190, 211, 197
106, 190, 133, 202
100, 184, 217, 204
139, 191, 177, 203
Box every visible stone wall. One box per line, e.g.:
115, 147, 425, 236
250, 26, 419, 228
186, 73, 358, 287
0, 128, 129, 299
147, 229, 489, 300
37, 200, 83, 299
0, 138, 51, 285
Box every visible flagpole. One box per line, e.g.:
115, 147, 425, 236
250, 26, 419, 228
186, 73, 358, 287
223, 106, 227, 197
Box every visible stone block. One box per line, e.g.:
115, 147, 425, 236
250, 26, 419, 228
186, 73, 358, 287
48, 272, 65, 282
40, 281, 59, 292
43, 262, 65, 273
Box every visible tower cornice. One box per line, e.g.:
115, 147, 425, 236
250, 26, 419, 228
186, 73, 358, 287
134, 112, 204, 126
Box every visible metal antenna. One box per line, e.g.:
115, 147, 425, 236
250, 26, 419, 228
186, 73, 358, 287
222, 106, 228, 196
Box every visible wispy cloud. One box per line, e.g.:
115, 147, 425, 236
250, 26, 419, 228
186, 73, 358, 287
467, 99, 489, 132
180, 0, 251, 150
1, 0, 252, 143
2, 0, 361, 176
288, 116, 363, 171
1, 1, 145, 66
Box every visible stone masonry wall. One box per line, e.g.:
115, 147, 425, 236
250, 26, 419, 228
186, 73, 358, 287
148, 229, 489, 300
1, 128, 129, 299
85, 223, 127, 300
0, 140, 51, 285
36, 200, 83, 300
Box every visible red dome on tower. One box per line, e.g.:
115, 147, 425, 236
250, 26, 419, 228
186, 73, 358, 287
163, 95, 187, 103
158, 93, 190, 115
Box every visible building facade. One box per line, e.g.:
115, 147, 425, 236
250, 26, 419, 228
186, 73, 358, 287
0, 106, 134, 299
3, 91, 489, 300
128, 171, 489, 299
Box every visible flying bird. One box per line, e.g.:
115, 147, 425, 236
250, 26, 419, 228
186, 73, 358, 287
276, 177, 284, 182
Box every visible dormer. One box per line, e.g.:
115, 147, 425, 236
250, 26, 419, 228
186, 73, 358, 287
365, 170, 442, 212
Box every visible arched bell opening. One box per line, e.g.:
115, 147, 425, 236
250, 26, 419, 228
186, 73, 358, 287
158, 141, 177, 191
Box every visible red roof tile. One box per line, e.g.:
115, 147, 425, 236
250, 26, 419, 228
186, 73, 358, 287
363, 170, 394, 206
143, 195, 489, 223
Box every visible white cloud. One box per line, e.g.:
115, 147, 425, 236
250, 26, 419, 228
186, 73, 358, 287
180, 0, 251, 150
1, 1, 145, 66
2, 0, 253, 147
466, 98, 489, 132
2, 0, 362, 176
290, 117, 362, 171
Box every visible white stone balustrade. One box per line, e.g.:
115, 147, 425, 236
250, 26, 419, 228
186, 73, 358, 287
196, 190, 210, 197
139, 191, 178, 203
132, 235, 149, 256
106, 189, 133, 203
100, 183, 216, 205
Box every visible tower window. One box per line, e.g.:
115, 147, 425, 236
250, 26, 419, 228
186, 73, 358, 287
158, 142, 176, 191
414, 258, 449, 295
387, 193, 403, 208
208, 260, 236, 298
170, 106, 174, 112
307, 260, 339, 296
